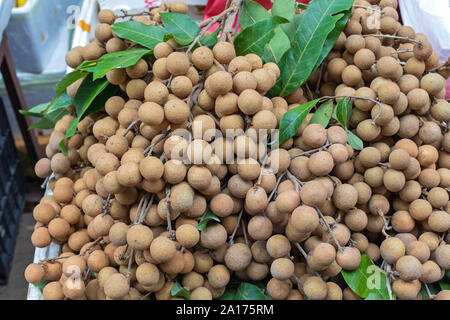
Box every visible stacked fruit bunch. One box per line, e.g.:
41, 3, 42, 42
24, 0, 449, 300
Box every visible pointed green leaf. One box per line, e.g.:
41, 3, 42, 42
365, 292, 384, 300
160, 12, 200, 45
28, 107, 70, 130
275, 0, 354, 97
111, 21, 166, 49
346, 129, 364, 151
341, 254, 390, 300
19, 102, 49, 117
32, 280, 50, 292
262, 27, 290, 64
334, 97, 351, 128
309, 100, 333, 128
46, 91, 74, 114
219, 290, 236, 300
439, 281, 450, 291
314, 8, 351, 70
55, 70, 88, 96
234, 283, 271, 300
271, 0, 296, 22
197, 211, 221, 232
275, 98, 320, 146
296, 3, 308, 10
200, 27, 220, 47
92, 49, 152, 80
73, 75, 109, 118
240, 0, 271, 29
171, 282, 191, 300
235, 16, 289, 56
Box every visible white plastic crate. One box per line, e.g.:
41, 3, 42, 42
5, 0, 81, 73
0, 0, 14, 38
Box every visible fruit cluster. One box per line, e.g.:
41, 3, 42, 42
24, 0, 449, 300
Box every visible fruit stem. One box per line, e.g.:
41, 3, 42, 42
294, 242, 308, 260
385, 264, 394, 300
363, 34, 422, 45
427, 61, 449, 73
315, 207, 343, 251
352, 4, 383, 14
290, 143, 332, 159
122, 119, 142, 137
268, 171, 286, 202
229, 209, 244, 245
424, 284, 436, 300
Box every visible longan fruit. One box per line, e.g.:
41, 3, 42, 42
398, 114, 420, 138
359, 147, 381, 168
428, 211, 450, 233
105, 37, 127, 53
371, 103, 394, 126
420, 260, 443, 284
291, 205, 319, 233
392, 279, 421, 300
126, 225, 153, 251
303, 276, 327, 300
430, 100, 450, 122
342, 65, 362, 87
427, 187, 449, 209
380, 237, 405, 264
266, 234, 291, 259
383, 169, 406, 192
176, 224, 199, 248
31, 226, 52, 248
406, 241, 430, 264
190, 46, 214, 71
248, 215, 273, 241
270, 258, 294, 281
354, 48, 375, 70
407, 88, 429, 110
207, 264, 230, 289
103, 273, 129, 299
336, 247, 361, 271
275, 190, 300, 214
200, 223, 227, 250
205, 71, 233, 98
212, 42, 236, 65
33, 203, 56, 224
376, 56, 402, 81
190, 287, 212, 300
300, 180, 328, 207
266, 278, 291, 300
356, 119, 381, 142
87, 250, 109, 273
150, 236, 176, 263
344, 208, 368, 232
303, 124, 327, 148
24, 263, 45, 284
417, 145, 439, 167
332, 184, 358, 211
308, 151, 334, 176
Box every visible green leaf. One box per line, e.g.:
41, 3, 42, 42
19, 102, 49, 117
334, 97, 351, 128
275, 98, 320, 146
73, 75, 109, 118
346, 130, 364, 151
365, 292, 383, 300
235, 16, 289, 57
309, 100, 333, 128
46, 91, 74, 114
439, 281, 450, 291
28, 108, 70, 130
197, 211, 221, 232
160, 12, 200, 45
200, 27, 221, 47
234, 283, 271, 300
92, 49, 152, 80
420, 284, 439, 299
313, 8, 351, 70
341, 254, 390, 300
55, 70, 88, 96
111, 21, 166, 49
240, 0, 271, 29
296, 3, 308, 10
274, 0, 354, 97
219, 290, 236, 300
281, 12, 304, 38
271, 0, 296, 22
170, 282, 191, 300
262, 27, 290, 64
32, 280, 50, 292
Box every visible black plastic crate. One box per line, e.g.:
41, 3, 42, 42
0, 97, 27, 285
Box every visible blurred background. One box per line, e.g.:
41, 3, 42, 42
0, 0, 448, 300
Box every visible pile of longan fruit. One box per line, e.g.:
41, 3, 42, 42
24, 0, 449, 300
